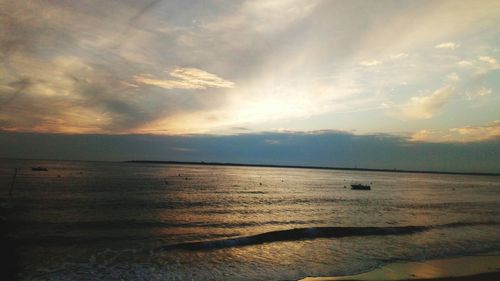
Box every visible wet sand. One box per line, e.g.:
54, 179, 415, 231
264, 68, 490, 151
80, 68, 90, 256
404, 271, 500, 281
301, 255, 500, 281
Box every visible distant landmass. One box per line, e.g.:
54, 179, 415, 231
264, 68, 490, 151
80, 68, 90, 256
126, 160, 500, 177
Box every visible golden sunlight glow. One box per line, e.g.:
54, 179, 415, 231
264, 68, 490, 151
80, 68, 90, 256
1, 0, 499, 142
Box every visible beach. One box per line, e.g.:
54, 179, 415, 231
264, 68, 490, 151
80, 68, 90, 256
301, 255, 500, 281
408, 272, 500, 281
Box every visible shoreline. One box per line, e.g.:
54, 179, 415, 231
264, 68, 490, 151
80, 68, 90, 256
304, 271, 500, 281
300, 255, 500, 281
402, 271, 500, 281
1, 157, 498, 176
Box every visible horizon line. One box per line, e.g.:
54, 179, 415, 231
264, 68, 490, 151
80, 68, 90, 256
2, 157, 498, 176
126, 160, 500, 177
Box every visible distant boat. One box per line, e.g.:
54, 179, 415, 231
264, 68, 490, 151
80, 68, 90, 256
351, 183, 370, 190
31, 167, 48, 171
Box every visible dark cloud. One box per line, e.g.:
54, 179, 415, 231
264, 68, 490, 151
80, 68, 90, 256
231, 127, 251, 131
0, 130, 498, 173
0, 78, 30, 107
0, 0, 232, 133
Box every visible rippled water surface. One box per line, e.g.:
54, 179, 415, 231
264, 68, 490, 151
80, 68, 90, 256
1, 159, 499, 280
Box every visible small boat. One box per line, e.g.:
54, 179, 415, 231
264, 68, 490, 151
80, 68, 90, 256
351, 183, 370, 190
31, 167, 48, 171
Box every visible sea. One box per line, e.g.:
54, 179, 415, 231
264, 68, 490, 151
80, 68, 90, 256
0, 159, 499, 281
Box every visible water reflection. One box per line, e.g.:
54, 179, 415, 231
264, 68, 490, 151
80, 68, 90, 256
0, 159, 499, 280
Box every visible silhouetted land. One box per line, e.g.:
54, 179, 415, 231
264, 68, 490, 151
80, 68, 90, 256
0, 201, 19, 281
127, 160, 500, 177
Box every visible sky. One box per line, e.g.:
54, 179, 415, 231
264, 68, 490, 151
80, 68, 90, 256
0, 0, 499, 172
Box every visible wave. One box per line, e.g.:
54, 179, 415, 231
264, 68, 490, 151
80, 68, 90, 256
156, 221, 500, 251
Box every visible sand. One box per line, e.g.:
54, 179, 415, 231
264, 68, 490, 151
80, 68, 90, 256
300, 255, 500, 281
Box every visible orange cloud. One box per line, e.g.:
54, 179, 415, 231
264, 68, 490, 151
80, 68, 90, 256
434, 42, 460, 49
134, 67, 235, 90
411, 121, 500, 142
397, 85, 454, 119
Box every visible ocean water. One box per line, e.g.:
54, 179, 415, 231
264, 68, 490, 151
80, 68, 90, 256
0, 159, 499, 281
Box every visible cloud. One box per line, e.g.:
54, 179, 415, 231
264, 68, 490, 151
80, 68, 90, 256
466, 87, 492, 100
134, 67, 235, 90
264, 139, 282, 145
231, 127, 251, 131
359, 60, 381, 66
411, 121, 500, 142
203, 0, 320, 34
170, 147, 194, 152
0, 2, 239, 134
457, 60, 473, 67
1, 0, 499, 136
446, 73, 460, 81
478, 56, 497, 65
396, 85, 454, 119
456, 56, 499, 72
434, 42, 460, 49
1, 130, 499, 172
478, 56, 500, 70
390, 53, 409, 59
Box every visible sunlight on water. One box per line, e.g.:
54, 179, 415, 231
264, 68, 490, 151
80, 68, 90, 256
1, 159, 499, 280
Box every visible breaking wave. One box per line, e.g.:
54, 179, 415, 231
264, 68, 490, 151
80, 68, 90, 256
157, 221, 499, 251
